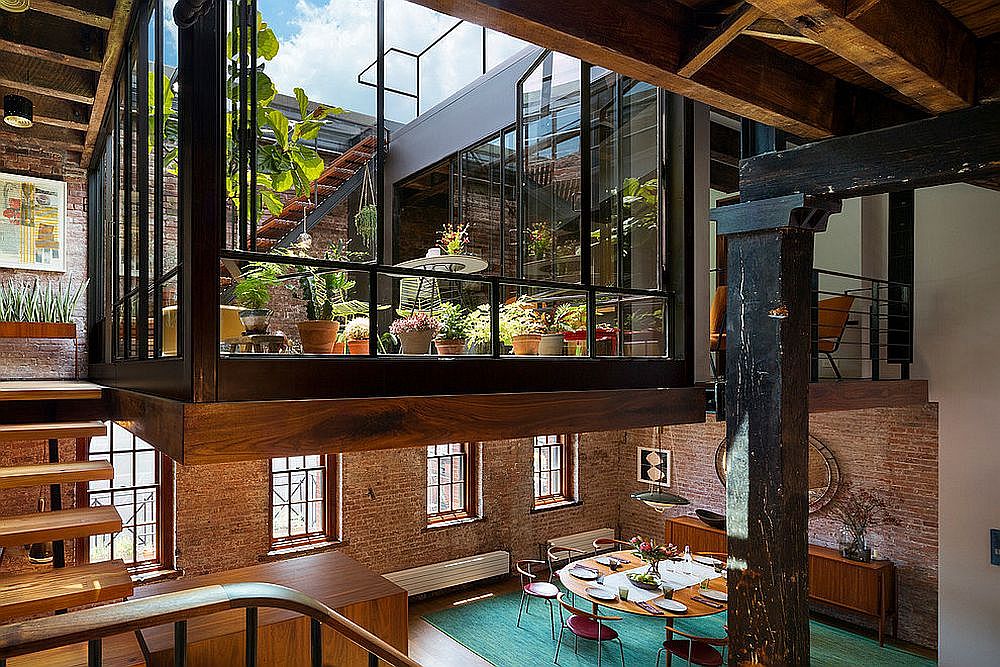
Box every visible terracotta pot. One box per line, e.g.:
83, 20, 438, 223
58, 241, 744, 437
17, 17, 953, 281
565, 338, 587, 356
333, 341, 346, 354
538, 333, 564, 356
511, 333, 541, 355
297, 320, 340, 354
239, 309, 270, 335
347, 339, 370, 355
396, 329, 436, 355
434, 339, 466, 356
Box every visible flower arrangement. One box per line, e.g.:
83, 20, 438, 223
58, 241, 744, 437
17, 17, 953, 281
344, 317, 370, 341
390, 312, 441, 336
831, 488, 899, 561
437, 222, 469, 256
629, 535, 677, 578
525, 219, 552, 258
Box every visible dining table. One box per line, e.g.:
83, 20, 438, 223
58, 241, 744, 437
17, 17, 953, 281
557, 549, 728, 667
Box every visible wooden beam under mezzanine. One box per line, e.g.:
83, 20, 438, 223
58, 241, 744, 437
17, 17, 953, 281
405, 0, 916, 140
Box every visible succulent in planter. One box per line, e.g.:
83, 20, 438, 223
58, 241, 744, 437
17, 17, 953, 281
233, 263, 281, 334
344, 316, 370, 355
433, 302, 468, 356
390, 312, 440, 355
0, 277, 88, 325
500, 298, 543, 355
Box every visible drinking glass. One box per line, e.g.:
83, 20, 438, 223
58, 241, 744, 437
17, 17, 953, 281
618, 586, 630, 601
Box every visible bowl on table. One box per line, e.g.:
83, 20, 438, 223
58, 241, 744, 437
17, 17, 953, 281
626, 572, 661, 590
695, 508, 726, 530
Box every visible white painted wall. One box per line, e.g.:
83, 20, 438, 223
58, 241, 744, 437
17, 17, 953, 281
908, 183, 1000, 666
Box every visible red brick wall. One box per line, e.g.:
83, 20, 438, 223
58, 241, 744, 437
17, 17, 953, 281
619, 405, 939, 647
0, 139, 88, 379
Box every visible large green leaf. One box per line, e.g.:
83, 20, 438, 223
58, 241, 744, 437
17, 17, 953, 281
257, 26, 279, 60
292, 146, 325, 182
271, 169, 293, 193
255, 71, 277, 107
294, 87, 309, 119
292, 120, 323, 143
260, 190, 283, 215
264, 109, 289, 150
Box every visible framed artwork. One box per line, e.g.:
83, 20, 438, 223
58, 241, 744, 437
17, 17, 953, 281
0, 172, 66, 272
637, 447, 671, 487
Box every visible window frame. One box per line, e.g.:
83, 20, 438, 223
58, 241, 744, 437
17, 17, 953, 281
532, 433, 577, 507
76, 424, 175, 575
426, 442, 479, 525
268, 454, 340, 551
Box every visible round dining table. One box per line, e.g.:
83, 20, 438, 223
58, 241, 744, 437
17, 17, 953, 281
557, 549, 728, 666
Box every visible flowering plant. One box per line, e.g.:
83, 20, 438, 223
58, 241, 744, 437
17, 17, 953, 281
437, 222, 469, 255
629, 536, 676, 576
344, 317, 370, 341
389, 312, 440, 336
525, 220, 552, 258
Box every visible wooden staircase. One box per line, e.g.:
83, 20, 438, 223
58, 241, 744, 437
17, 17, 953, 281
0, 381, 133, 624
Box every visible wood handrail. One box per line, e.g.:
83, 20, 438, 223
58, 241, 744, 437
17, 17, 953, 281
0, 582, 420, 667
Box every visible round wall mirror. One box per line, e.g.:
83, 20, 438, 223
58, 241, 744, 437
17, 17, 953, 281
714, 434, 841, 513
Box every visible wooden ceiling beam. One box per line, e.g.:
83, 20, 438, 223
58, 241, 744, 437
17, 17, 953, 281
81, 0, 135, 164
35, 115, 89, 132
0, 38, 102, 72
678, 3, 764, 77
29, 0, 113, 30
407, 0, 911, 140
747, 0, 976, 113
0, 77, 94, 105
743, 18, 817, 45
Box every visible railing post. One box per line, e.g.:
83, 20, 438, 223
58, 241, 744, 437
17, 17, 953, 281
88, 639, 102, 667
311, 617, 323, 667
174, 620, 187, 667
245, 607, 258, 667
369, 652, 379, 667
870, 283, 881, 381
810, 270, 820, 381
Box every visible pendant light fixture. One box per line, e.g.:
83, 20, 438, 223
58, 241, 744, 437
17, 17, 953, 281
3, 94, 33, 128
0, 0, 29, 13
631, 427, 690, 513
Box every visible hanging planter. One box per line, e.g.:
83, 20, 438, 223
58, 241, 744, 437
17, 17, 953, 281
354, 163, 377, 252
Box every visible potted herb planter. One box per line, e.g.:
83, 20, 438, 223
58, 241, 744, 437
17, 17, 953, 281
238, 309, 271, 335
434, 339, 466, 355
538, 332, 564, 356
511, 333, 541, 355
297, 320, 340, 354
434, 303, 468, 356
390, 313, 440, 355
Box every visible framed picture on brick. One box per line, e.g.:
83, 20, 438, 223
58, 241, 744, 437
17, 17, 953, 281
0, 172, 66, 272
637, 447, 671, 487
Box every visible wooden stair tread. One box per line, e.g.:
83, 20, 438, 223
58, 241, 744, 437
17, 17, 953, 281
0, 421, 107, 442
0, 381, 103, 402
0, 460, 114, 489
0, 560, 133, 621
0, 507, 122, 547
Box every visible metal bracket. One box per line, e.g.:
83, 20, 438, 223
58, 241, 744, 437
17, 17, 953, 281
711, 193, 842, 236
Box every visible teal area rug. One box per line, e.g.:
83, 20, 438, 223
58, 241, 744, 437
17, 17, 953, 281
423, 591, 935, 667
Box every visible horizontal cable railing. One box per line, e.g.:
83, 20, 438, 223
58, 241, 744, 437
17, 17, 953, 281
0, 582, 419, 667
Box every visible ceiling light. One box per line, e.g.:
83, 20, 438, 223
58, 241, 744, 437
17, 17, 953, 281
631, 490, 690, 513
0, 0, 29, 13
3, 94, 33, 128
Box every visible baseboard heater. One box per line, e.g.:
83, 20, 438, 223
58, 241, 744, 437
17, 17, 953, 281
547, 527, 616, 555
384, 550, 510, 597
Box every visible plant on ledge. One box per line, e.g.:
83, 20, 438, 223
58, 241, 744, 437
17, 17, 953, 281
390, 312, 440, 355
500, 298, 543, 355
434, 302, 468, 356
0, 278, 88, 336
344, 316, 370, 355
831, 488, 899, 562
232, 263, 282, 334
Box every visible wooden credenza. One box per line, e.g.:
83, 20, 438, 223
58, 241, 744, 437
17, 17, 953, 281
666, 516, 897, 644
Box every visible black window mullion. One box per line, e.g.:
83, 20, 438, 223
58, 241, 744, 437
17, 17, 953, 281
137, 18, 150, 359
153, 0, 164, 356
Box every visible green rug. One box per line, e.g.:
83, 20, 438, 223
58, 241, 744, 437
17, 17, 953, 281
422, 590, 935, 667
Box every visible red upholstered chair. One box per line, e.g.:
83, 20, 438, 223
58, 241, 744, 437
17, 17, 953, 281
515, 559, 561, 639
655, 625, 729, 667
554, 593, 625, 667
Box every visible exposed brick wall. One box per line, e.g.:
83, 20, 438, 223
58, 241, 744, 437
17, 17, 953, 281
0, 138, 88, 379
619, 405, 939, 648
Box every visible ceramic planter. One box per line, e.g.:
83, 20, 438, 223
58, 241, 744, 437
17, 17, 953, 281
396, 329, 436, 355
538, 333, 564, 356
297, 320, 340, 354
347, 339, 370, 355
511, 333, 541, 355
239, 309, 271, 335
434, 339, 466, 356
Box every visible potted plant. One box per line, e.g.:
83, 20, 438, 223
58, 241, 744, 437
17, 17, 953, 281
437, 221, 469, 256
390, 312, 440, 355
555, 303, 588, 356
537, 306, 566, 356
500, 298, 543, 355
296, 270, 353, 354
463, 304, 492, 354
434, 302, 467, 356
344, 317, 370, 355
831, 488, 899, 562
232, 263, 281, 334
0, 277, 87, 339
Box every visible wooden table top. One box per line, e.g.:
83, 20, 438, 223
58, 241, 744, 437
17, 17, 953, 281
558, 550, 728, 620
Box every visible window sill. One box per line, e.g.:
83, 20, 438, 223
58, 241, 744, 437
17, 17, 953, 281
262, 539, 343, 561
423, 515, 483, 532
531, 499, 582, 514
131, 568, 183, 585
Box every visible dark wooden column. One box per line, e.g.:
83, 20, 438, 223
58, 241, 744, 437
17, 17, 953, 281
713, 193, 840, 665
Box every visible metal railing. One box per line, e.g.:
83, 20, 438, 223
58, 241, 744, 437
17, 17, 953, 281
0, 582, 419, 667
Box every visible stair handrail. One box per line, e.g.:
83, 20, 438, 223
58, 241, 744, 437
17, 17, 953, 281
0, 581, 420, 667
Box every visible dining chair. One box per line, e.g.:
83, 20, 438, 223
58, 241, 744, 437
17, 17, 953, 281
554, 592, 625, 667
546, 545, 587, 582
655, 625, 728, 667
815, 294, 856, 379
708, 285, 727, 379
592, 538, 632, 555
515, 559, 561, 639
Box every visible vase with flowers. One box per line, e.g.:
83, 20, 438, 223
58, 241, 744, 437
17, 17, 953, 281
390, 312, 440, 355
628, 536, 676, 580
831, 488, 899, 562
437, 222, 469, 256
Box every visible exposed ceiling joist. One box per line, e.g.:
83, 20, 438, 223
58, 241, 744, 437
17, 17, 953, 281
747, 0, 977, 113
29, 0, 113, 31
743, 18, 817, 45
679, 3, 764, 77
35, 115, 89, 132
406, 0, 915, 139
0, 126, 83, 152
0, 77, 94, 105
0, 37, 102, 72
81, 0, 135, 164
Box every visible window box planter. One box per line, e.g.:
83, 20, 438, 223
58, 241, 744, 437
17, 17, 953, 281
0, 321, 76, 339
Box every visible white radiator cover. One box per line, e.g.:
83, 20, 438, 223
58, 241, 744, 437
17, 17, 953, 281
547, 527, 616, 554
384, 550, 510, 597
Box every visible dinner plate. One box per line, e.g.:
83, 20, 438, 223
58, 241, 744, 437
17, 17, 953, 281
693, 555, 723, 566
585, 587, 616, 601
569, 567, 599, 580
654, 598, 688, 613
700, 589, 728, 602
594, 556, 613, 566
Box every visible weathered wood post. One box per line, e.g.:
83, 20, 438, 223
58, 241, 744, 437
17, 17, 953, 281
712, 194, 841, 665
